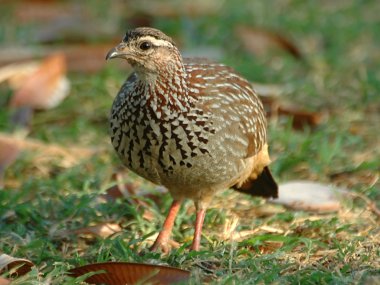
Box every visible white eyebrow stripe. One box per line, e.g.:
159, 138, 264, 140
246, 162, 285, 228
138, 36, 173, 48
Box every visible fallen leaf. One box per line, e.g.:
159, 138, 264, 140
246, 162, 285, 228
101, 171, 141, 201
101, 171, 167, 222
273, 181, 346, 212
258, 241, 284, 254
235, 25, 303, 59
0, 254, 34, 277
10, 53, 70, 110
251, 82, 325, 129
69, 262, 190, 285
72, 223, 122, 238
277, 105, 326, 130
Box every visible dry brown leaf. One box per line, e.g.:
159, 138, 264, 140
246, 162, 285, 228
69, 262, 190, 285
0, 253, 34, 277
277, 105, 326, 130
235, 25, 302, 59
251, 82, 325, 129
273, 181, 345, 212
10, 53, 69, 110
258, 241, 284, 254
101, 171, 167, 222
72, 223, 122, 238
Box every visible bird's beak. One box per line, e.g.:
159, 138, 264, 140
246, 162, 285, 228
106, 43, 130, 60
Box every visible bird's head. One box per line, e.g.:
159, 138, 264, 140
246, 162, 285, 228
106, 27, 181, 77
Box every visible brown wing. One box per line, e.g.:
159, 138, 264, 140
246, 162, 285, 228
184, 60, 267, 159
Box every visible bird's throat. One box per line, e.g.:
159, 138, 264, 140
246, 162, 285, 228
138, 68, 193, 117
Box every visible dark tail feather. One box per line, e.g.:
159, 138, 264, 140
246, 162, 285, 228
233, 166, 278, 199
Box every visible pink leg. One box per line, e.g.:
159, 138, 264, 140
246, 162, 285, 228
190, 208, 206, 251
150, 200, 181, 252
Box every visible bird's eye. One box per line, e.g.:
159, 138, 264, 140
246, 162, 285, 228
139, 41, 152, 51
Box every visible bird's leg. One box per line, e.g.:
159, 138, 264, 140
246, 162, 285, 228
150, 199, 181, 252
190, 208, 206, 251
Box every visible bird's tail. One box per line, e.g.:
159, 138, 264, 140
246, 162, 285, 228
232, 166, 278, 199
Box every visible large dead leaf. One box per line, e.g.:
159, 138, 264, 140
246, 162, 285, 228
252, 82, 326, 129
0, 254, 34, 277
101, 171, 168, 222
69, 262, 190, 285
102, 183, 156, 222
235, 25, 302, 59
265, 103, 326, 130
277, 105, 326, 130
10, 53, 69, 110
273, 181, 345, 212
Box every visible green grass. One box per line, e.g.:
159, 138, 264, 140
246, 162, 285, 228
1, 0, 379, 284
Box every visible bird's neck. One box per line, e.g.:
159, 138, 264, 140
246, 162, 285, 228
136, 58, 194, 117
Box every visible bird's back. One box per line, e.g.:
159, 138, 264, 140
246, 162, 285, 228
184, 59, 267, 159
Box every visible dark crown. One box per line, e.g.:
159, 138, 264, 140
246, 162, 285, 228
123, 27, 175, 46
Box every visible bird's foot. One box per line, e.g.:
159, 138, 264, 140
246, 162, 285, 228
150, 236, 181, 253
150, 235, 170, 253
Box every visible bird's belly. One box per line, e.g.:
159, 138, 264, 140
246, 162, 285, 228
113, 127, 246, 192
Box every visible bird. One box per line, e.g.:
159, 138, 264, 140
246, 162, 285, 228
106, 27, 278, 252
